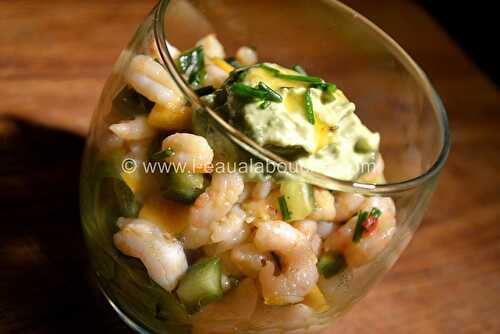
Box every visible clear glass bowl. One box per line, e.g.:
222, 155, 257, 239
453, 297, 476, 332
80, 0, 450, 333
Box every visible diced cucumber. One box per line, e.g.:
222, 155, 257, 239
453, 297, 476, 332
112, 178, 141, 218
93, 155, 141, 219
279, 180, 314, 221
317, 252, 347, 278
108, 255, 191, 332
112, 86, 154, 117
176, 257, 223, 313
161, 172, 209, 204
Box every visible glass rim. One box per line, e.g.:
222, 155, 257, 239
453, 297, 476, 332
153, 0, 450, 195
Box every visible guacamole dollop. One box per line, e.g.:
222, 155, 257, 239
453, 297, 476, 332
199, 63, 380, 181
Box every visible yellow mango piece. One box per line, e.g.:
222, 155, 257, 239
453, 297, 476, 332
138, 192, 189, 236
147, 103, 192, 130
211, 58, 235, 73
121, 170, 141, 194
302, 285, 329, 313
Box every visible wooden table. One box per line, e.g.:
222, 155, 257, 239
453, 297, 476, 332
1, 0, 499, 333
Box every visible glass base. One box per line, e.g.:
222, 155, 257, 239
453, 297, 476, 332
97, 278, 151, 334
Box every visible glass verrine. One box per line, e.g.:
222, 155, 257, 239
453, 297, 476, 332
80, 0, 450, 333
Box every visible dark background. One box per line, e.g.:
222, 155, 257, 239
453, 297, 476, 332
419, 1, 498, 85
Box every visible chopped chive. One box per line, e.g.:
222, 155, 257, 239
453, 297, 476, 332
277, 73, 323, 83
352, 211, 369, 242
292, 65, 307, 75
353, 207, 382, 242
231, 83, 268, 99
304, 88, 315, 124
231, 82, 282, 103
259, 100, 271, 109
313, 82, 337, 93
194, 85, 215, 96
257, 82, 282, 102
260, 64, 323, 84
150, 148, 173, 161
370, 207, 382, 219
260, 63, 280, 75
278, 195, 291, 221
313, 82, 337, 102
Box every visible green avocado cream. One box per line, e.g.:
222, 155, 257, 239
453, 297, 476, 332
198, 63, 380, 181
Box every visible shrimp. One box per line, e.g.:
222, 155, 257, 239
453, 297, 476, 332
308, 188, 336, 221
113, 218, 188, 291
183, 205, 249, 251
333, 191, 365, 223
162, 133, 214, 173
230, 243, 271, 278
143, 34, 180, 60
251, 179, 273, 200
205, 205, 250, 255
359, 196, 396, 218
236, 46, 258, 66
181, 224, 211, 249
209, 205, 247, 243
166, 41, 181, 59
292, 220, 322, 256
196, 34, 226, 59
193, 278, 258, 334
317, 221, 335, 239
204, 63, 229, 88
241, 188, 281, 223
324, 196, 396, 267
238, 182, 253, 203
125, 54, 185, 111
249, 302, 316, 333
189, 172, 244, 227
254, 221, 319, 305
109, 115, 156, 141
218, 250, 243, 277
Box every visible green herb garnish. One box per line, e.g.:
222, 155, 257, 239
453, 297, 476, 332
176, 46, 205, 87
150, 148, 173, 161
353, 207, 382, 242
352, 211, 369, 242
292, 65, 307, 75
314, 82, 337, 94
231, 82, 282, 103
260, 64, 280, 75
304, 88, 315, 124
257, 82, 282, 102
278, 73, 323, 83
370, 207, 382, 219
278, 195, 291, 221
260, 64, 323, 84
313, 82, 337, 102
194, 85, 215, 96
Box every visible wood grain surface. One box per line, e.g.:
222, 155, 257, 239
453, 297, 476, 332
1, 0, 499, 333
